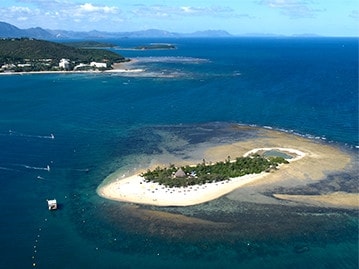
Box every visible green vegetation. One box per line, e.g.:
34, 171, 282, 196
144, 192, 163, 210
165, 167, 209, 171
141, 154, 289, 188
65, 41, 117, 49
0, 38, 127, 72
134, 44, 176, 50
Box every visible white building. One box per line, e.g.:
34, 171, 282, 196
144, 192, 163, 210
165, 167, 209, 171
90, 62, 107, 69
17, 63, 31, 68
59, 58, 70, 70
1, 64, 16, 70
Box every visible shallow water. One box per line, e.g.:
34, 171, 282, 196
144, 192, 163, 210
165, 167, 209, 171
0, 37, 357, 268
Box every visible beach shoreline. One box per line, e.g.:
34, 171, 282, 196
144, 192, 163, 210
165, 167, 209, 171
0, 60, 143, 76
0, 68, 144, 76
97, 147, 306, 206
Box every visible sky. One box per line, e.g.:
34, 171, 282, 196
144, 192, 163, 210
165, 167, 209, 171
0, 0, 358, 36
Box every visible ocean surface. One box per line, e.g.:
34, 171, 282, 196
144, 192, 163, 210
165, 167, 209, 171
0, 37, 358, 269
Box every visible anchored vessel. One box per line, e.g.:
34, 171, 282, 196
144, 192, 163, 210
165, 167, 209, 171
47, 199, 57, 210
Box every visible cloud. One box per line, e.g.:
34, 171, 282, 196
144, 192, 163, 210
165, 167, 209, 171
179, 6, 234, 16
16, 0, 69, 9
0, 1, 122, 29
8, 6, 34, 14
78, 3, 118, 14
71, 3, 120, 22
258, 0, 322, 18
6, 6, 41, 22
130, 4, 236, 19
0, 5, 39, 23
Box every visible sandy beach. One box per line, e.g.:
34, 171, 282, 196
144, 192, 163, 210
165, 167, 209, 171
97, 147, 305, 206
97, 128, 357, 208
97, 173, 270, 206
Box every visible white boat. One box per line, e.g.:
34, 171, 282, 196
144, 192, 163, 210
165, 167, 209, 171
47, 199, 57, 210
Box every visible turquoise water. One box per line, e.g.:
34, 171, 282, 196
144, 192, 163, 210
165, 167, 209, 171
0, 38, 358, 268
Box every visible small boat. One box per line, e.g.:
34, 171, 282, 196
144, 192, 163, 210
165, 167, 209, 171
47, 199, 57, 210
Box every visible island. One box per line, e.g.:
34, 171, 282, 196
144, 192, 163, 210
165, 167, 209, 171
133, 43, 176, 50
0, 38, 129, 73
97, 147, 305, 206
97, 127, 357, 209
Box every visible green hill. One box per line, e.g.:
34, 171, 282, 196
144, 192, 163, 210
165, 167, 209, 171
0, 38, 125, 64
64, 41, 117, 49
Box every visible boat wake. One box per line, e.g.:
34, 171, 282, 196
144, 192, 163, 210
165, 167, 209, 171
0, 166, 19, 172
0, 164, 51, 173
7, 130, 55, 140
19, 164, 51, 172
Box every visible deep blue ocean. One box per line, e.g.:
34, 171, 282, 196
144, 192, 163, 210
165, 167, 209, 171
0, 38, 358, 269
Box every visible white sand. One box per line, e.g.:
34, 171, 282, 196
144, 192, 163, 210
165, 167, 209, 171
97, 147, 305, 206
98, 173, 266, 206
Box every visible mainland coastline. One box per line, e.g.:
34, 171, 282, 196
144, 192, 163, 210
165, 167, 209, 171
0, 61, 143, 76
97, 127, 358, 208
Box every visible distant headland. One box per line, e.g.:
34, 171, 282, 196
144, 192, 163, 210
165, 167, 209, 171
0, 38, 129, 73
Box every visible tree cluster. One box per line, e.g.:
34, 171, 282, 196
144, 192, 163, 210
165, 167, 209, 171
141, 155, 289, 188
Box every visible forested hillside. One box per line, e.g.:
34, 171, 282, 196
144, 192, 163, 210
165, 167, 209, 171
0, 38, 125, 63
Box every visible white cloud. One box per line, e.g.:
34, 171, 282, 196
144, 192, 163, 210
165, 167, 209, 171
180, 6, 195, 14
71, 3, 120, 23
131, 4, 235, 19
258, 0, 322, 18
78, 3, 118, 14
16, 0, 70, 9
0, 5, 40, 24
0, 1, 122, 29
9, 6, 33, 13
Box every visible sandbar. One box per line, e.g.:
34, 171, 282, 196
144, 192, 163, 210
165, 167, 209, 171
273, 192, 359, 209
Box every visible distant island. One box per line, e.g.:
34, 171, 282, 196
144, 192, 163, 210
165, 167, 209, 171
0, 38, 129, 73
134, 43, 176, 50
